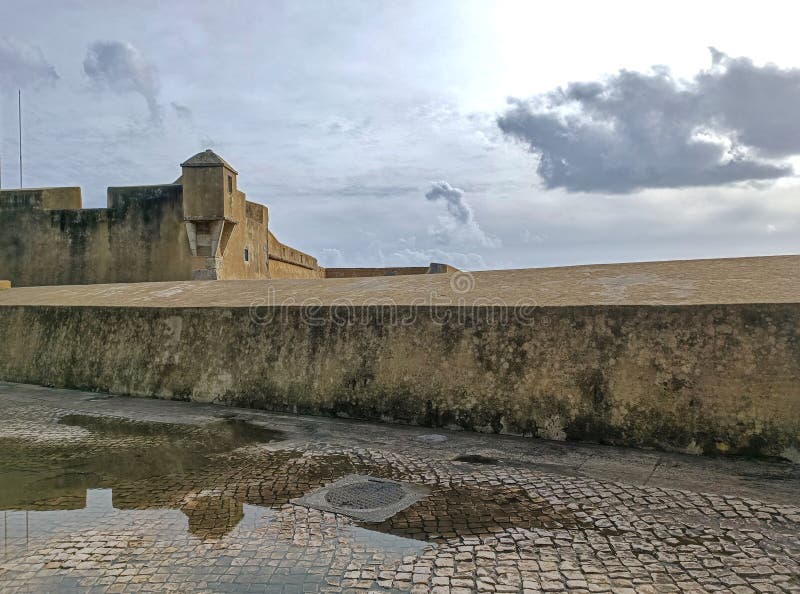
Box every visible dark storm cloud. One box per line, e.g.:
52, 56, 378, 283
498, 49, 798, 193
425, 180, 472, 223
0, 37, 59, 89
699, 50, 800, 157
83, 41, 160, 122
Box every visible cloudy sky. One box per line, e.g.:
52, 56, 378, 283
1, 0, 798, 270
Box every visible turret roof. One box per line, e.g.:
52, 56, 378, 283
181, 149, 237, 173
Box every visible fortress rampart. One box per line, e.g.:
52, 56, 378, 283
0, 256, 797, 459
0, 184, 192, 286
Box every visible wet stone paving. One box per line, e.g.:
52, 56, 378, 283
0, 382, 798, 593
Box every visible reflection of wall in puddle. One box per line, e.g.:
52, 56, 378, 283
0, 488, 273, 553
0, 487, 434, 590
2, 487, 431, 553
181, 492, 245, 540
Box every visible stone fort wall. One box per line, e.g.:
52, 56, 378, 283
268, 232, 325, 279
0, 302, 796, 459
0, 185, 194, 286
0, 151, 328, 286
0, 254, 798, 460
0, 150, 453, 286
325, 263, 458, 278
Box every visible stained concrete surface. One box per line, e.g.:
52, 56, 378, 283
0, 381, 798, 593
0, 254, 797, 307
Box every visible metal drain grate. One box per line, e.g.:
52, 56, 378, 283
292, 475, 429, 522
325, 479, 406, 510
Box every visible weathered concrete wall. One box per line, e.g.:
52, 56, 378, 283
0, 185, 192, 286
0, 302, 797, 459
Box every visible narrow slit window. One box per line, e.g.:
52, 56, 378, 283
227, 175, 233, 193
244, 248, 249, 262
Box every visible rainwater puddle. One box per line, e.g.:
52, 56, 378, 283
0, 415, 429, 592
0, 415, 283, 510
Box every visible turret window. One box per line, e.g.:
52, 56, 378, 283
244, 248, 250, 262
228, 174, 233, 194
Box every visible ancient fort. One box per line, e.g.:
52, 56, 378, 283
0, 150, 451, 287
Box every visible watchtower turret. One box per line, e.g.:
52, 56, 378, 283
180, 149, 239, 278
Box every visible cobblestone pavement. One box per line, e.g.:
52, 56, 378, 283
0, 382, 798, 593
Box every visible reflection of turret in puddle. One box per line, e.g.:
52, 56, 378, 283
0, 487, 257, 556
0, 415, 441, 588
180, 490, 245, 540
1, 488, 430, 591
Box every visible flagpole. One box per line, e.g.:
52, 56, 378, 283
0, 98, 3, 189
18, 89, 23, 188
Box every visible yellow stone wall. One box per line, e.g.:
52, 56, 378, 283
0, 301, 796, 459
0, 152, 329, 286
0, 185, 194, 286
0, 150, 447, 286
267, 231, 324, 279
182, 165, 231, 220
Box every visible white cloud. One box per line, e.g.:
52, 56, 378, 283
83, 40, 161, 122
320, 247, 345, 267
425, 181, 500, 248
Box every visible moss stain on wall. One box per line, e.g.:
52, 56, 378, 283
0, 302, 797, 459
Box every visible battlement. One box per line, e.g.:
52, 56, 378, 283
0, 187, 82, 211
106, 184, 183, 210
